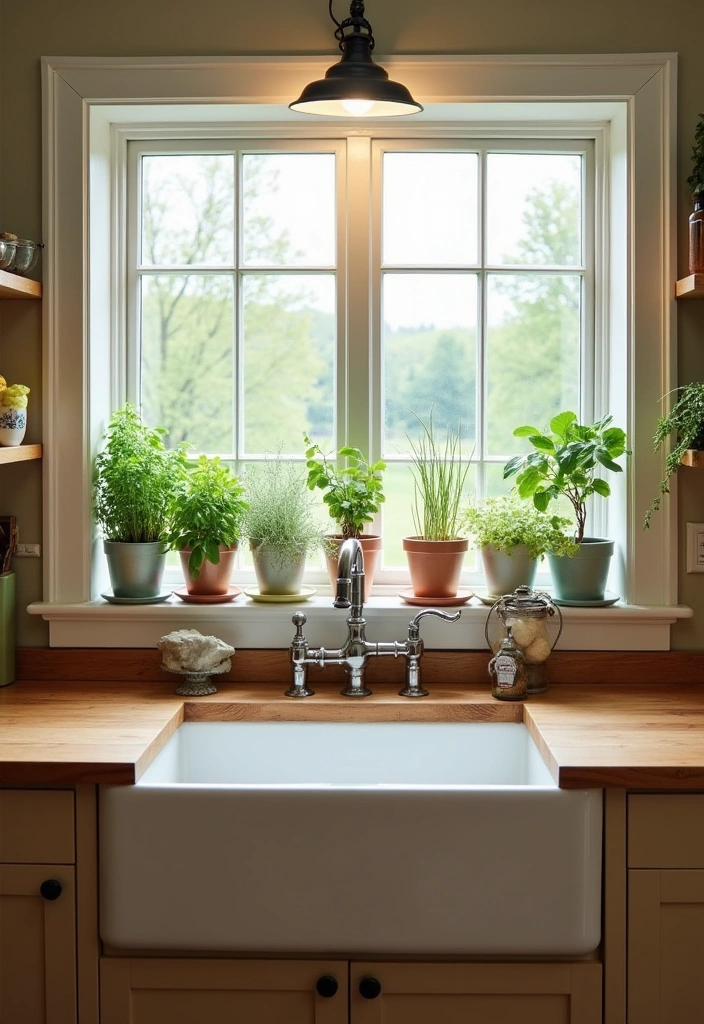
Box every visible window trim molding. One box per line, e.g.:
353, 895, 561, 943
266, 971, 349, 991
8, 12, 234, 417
38, 53, 679, 645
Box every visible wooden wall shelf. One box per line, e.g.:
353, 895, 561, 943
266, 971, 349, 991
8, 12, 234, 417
680, 449, 704, 468
0, 269, 41, 299
0, 444, 42, 465
676, 274, 704, 298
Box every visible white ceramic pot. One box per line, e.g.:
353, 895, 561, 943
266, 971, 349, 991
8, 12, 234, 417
0, 407, 27, 447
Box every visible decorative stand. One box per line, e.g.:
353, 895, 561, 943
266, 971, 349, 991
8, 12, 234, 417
169, 666, 228, 696
156, 628, 235, 696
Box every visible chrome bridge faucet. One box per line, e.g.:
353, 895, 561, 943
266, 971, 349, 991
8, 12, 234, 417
287, 537, 461, 698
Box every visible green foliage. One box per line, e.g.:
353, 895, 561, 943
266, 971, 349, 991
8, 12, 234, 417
304, 436, 386, 540
461, 495, 576, 559
243, 457, 325, 568
686, 114, 704, 197
503, 411, 628, 544
644, 381, 704, 528
166, 455, 248, 576
407, 412, 471, 541
93, 404, 188, 543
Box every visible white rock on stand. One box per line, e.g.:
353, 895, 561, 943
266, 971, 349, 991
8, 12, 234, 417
156, 628, 235, 674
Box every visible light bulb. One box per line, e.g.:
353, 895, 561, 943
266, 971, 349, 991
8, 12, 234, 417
340, 98, 375, 116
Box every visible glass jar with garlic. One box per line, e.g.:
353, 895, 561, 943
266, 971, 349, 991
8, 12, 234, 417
484, 585, 563, 694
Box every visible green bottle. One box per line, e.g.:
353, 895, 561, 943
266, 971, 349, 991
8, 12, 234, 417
0, 571, 16, 686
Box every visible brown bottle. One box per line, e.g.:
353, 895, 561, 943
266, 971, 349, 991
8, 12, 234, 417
689, 194, 704, 275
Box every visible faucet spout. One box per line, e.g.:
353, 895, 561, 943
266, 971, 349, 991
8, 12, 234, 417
333, 537, 365, 617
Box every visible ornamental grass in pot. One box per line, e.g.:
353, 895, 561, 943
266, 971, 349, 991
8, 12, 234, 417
166, 455, 248, 597
403, 413, 471, 599
93, 404, 188, 599
244, 456, 325, 595
304, 435, 385, 600
503, 411, 628, 603
462, 495, 574, 599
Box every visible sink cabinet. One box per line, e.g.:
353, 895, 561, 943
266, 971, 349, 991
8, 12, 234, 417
627, 794, 704, 1023
0, 790, 77, 1024
100, 958, 601, 1024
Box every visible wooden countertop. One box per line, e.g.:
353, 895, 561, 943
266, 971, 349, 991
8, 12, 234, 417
3, 679, 704, 789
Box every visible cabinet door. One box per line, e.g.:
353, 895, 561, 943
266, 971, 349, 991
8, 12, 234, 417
629, 869, 704, 1023
351, 962, 601, 1024
0, 864, 76, 1024
100, 958, 348, 1024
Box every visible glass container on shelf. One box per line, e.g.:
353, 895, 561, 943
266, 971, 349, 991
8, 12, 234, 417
485, 584, 563, 695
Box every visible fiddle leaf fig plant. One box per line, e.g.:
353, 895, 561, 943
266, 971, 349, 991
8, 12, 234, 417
503, 411, 628, 544
304, 435, 386, 540
166, 455, 248, 577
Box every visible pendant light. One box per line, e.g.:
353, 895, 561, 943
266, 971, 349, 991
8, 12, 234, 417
290, 0, 423, 118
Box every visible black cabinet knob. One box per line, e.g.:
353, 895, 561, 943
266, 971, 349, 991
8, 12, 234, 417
359, 976, 382, 1000
39, 879, 62, 901
316, 975, 338, 998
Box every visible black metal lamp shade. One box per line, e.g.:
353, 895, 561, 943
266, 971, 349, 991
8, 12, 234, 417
290, 1, 422, 118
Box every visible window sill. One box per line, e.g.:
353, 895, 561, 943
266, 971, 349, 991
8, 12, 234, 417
28, 595, 693, 651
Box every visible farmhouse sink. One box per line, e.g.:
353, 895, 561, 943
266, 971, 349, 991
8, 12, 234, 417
99, 721, 602, 955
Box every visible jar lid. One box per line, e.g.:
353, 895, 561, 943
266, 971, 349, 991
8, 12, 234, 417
495, 584, 556, 619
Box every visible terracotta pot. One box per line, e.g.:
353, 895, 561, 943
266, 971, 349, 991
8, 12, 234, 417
402, 536, 469, 599
324, 534, 382, 602
179, 544, 238, 596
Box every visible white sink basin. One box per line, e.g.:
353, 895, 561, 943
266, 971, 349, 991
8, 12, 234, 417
99, 721, 602, 955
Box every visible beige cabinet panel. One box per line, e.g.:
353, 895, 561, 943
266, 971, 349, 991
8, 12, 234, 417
629, 869, 704, 1024
100, 958, 348, 1024
628, 794, 704, 868
0, 864, 77, 1024
0, 790, 75, 863
350, 962, 602, 1024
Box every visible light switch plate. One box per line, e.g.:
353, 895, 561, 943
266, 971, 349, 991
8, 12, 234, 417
686, 523, 704, 572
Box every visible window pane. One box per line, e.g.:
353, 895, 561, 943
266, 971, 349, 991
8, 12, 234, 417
242, 274, 335, 455
383, 274, 477, 452
485, 273, 581, 455
141, 155, 234, 266
140, 274, 235, 452
383, 153, 478, 265
242, 154, 336, 267
486, 154, 582, 266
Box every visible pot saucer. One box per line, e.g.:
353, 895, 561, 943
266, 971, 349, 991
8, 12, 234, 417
173, 585, 241, 604
552, 591, 619, 608
100, 591, 171, 605
243, 586, 316, 603
398, 588, 473, 607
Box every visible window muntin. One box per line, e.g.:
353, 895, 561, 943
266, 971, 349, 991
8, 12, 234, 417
129, 135, 593, 583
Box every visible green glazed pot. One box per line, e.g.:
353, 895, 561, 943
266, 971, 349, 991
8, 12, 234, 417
103, 540, 166, 599
0, 571, 15, 686
547, 538, 615, 603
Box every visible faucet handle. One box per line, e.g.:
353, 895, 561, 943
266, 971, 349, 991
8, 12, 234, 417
291, 611, 307, 635
408, 608, 462, 637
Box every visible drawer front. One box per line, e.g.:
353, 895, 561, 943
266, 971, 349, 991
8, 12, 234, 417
629, 794, 704, 868
0, 790, 75, 864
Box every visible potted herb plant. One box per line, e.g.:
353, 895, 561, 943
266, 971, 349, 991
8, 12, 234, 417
403, 413, 471, 599
687, 112, 704, 275
166, 455, 248, 599
462, 495, 574, 599
304, 435, 385, 599
93, 404, 187, 601
644, 381, 704, 528
503, 411, 628, 603
243, 457, 325, 596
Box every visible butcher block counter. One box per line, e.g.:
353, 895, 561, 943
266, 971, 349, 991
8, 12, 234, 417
2, 647, 704, 788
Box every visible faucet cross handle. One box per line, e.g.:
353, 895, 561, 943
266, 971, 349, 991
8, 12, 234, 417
292, 611, 307, 641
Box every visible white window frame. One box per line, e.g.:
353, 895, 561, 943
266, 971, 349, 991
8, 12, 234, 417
32, 53, 691, 650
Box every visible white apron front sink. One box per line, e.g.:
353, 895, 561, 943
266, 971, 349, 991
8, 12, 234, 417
99, 721, 602, 955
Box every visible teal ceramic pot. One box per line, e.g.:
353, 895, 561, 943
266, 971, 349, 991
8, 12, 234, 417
547, 538, 615, 603
104, 540, 166, 599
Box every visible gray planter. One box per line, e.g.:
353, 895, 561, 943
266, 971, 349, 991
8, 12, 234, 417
104, 540, 166, 599
250, 541, 306, 595
480, 543, 538, 598
547, 538, 615, 603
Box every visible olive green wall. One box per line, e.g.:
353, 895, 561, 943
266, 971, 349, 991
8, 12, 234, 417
1, 0, 703, 647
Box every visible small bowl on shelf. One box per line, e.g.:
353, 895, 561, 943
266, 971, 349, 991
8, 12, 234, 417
0, 239, 17, 271
10, 239, 43, 276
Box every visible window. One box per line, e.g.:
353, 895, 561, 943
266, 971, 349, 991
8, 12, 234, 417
35, 54, 686, 649
127, 136, 591, 584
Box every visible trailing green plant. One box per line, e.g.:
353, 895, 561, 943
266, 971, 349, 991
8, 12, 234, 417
503, 411, 628, 544
687, 113, 704, 198
243, 457, 325, 569
93, 404, 188, 543
165, 455, 248, 577
303, 435, 386, 540
461, 495, 576, 559
407, 413, 471, 541
644, 381, 704, 529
